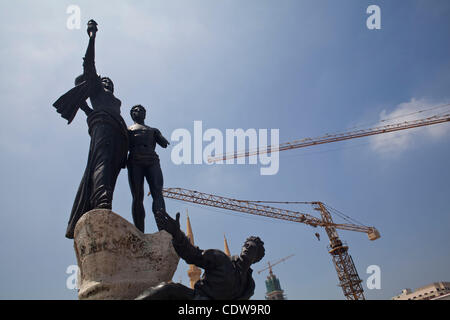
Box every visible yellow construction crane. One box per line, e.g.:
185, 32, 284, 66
157, 187, 380, 300
207, 110, 450, 163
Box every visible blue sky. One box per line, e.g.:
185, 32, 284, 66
0, 0, 449, 299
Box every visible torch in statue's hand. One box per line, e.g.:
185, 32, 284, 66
87, 19, 98, 38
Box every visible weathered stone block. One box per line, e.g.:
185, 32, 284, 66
73, 209, 179, 300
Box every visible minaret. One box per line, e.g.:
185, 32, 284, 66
223, 234, 231, 257
186, 211, 202, 289
265, 266, 286, 300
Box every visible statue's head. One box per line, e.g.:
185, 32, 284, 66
101, 77, 114, 93
130, 104, 146, 122
240, 236, 265, 264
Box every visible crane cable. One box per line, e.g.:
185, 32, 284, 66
211, 102, 450, 158
242, 200, 315, 205
325, 102, 450, 136
322, 203, 367, 227
378, 102, 450, 124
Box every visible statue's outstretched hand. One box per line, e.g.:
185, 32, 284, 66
155, 209, 180, 237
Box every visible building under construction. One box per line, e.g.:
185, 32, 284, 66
265, 272, 285, 300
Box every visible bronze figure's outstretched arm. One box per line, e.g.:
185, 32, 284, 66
52, 19, 100, 123
154, 210, 213, 269
82, 20, 103, 96
83, 20, 98, 79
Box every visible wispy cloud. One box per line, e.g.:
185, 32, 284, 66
370, 98, 450, 155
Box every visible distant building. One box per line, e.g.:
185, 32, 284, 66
392, 282, 450, 300
431, 292, 450, 300
265, 271, 286, 300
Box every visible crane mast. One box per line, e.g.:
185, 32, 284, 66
159, 187, 380, 300
313, 202, 365, 300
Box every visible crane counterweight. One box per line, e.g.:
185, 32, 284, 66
368, 228, 381, 241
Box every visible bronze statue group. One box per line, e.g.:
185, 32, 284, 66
53, 20, 265, 300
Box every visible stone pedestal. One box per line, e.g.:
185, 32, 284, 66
73, 209, 180, 300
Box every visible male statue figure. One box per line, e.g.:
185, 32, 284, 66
127, 105, 170, 233
136, 210, 265, 300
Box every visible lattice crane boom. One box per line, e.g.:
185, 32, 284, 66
207, 112, 450, 163
161, 188, 380, 241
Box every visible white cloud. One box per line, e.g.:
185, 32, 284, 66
370, 98, 450, 155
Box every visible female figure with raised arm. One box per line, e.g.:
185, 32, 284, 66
53, 20, 128, 239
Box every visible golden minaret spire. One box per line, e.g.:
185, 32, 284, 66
186, 211, 194, 244
186, 210, 201, 288
224, 233, 231, 257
